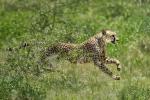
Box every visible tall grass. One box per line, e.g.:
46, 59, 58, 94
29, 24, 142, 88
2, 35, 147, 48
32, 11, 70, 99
0, 0, 150, 100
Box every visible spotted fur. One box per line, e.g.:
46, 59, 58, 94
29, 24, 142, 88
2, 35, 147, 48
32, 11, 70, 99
41, 30, 121, 80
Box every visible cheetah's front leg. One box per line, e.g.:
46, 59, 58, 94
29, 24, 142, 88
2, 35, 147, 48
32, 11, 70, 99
105, 58, 121, 71
93, 49, 120, 80
94, 60, 120, 80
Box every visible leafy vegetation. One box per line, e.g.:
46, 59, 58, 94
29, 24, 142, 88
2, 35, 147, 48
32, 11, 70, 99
0, 0, 150, 100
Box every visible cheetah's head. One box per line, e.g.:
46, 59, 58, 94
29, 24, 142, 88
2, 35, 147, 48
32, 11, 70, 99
101, 30, 119, 44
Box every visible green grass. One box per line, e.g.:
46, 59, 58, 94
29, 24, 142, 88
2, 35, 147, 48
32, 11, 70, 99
0, 0, 150, 100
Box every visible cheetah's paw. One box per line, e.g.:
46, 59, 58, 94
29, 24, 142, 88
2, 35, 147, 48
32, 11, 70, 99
117, 65, 121, 71
112, 75, 120, 80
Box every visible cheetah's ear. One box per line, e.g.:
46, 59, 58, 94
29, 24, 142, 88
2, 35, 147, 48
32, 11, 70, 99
102, 29, 106, 35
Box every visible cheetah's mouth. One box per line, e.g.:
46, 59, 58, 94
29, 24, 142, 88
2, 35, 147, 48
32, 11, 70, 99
111, 40, 116, 44
111, 36, 119, 44
111, 36, 116, 44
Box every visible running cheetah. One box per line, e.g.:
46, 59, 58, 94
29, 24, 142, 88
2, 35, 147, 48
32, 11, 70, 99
41, 30, 121, 80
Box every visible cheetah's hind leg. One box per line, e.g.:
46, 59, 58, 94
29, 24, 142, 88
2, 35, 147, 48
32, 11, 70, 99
41, 54, 59, 71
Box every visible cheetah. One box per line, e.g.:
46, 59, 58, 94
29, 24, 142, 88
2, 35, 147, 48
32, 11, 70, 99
41, 30, 121, 80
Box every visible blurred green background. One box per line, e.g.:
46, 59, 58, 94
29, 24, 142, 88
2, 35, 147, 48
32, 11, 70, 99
0, 0, 150, 100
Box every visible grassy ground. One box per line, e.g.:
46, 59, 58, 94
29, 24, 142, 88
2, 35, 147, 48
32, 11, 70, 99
0, 0, 150, 100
